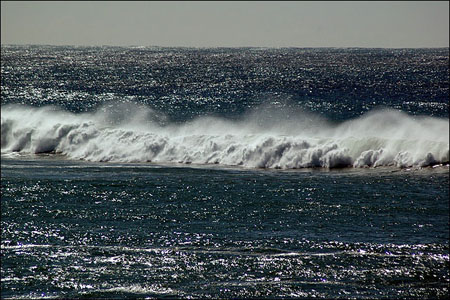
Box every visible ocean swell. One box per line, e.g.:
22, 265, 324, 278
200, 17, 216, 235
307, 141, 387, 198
1, 104, 449, 169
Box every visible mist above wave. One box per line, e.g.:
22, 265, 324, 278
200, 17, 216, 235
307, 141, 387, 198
1, 104, 449, 169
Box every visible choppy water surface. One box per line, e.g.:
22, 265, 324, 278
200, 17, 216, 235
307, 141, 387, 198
1, 46, 448, 120
1, 46, 449, 299
2, 158, 449, 299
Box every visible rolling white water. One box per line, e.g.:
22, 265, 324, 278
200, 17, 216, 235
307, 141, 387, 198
1, 104, 449, 169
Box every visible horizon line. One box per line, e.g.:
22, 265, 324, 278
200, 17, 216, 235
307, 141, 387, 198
1, 43, 449, 50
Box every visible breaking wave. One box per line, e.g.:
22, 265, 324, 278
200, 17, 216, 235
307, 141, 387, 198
1, 104, 449, 169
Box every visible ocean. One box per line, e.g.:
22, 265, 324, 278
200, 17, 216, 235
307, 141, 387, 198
1, 45, 449, 299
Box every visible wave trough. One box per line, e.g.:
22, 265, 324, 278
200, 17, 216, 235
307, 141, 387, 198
1, 104, 449, 169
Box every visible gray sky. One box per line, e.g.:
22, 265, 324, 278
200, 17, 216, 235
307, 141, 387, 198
1, 1, 449, 48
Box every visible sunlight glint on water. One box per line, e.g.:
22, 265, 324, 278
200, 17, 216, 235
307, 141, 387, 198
1, 46, 449, 299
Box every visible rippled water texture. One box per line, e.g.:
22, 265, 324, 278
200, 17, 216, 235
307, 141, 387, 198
2, 159, 449, 299
1, 46, 448, 120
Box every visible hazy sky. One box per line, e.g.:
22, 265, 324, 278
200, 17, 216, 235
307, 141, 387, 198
1, 1, 449, 48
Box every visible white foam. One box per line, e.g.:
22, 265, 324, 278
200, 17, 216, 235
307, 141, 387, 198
1, 104, 449, 169
98, 284, 175, 295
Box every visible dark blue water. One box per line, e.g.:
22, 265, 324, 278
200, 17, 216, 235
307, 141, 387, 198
2, 46, 448, 120
1, 46, 449, 299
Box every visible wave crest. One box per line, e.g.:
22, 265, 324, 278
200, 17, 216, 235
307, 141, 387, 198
1, 104, 449, 169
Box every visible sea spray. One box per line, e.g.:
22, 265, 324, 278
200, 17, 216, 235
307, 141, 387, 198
1, 104, 449, 169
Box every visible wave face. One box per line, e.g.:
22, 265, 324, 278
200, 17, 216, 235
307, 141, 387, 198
1, 104, 449, 169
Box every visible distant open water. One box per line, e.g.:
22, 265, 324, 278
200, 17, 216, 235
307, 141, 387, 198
1, 46, 449, 299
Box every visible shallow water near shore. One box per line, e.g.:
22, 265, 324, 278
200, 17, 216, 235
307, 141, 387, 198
2, 157, 449, 299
